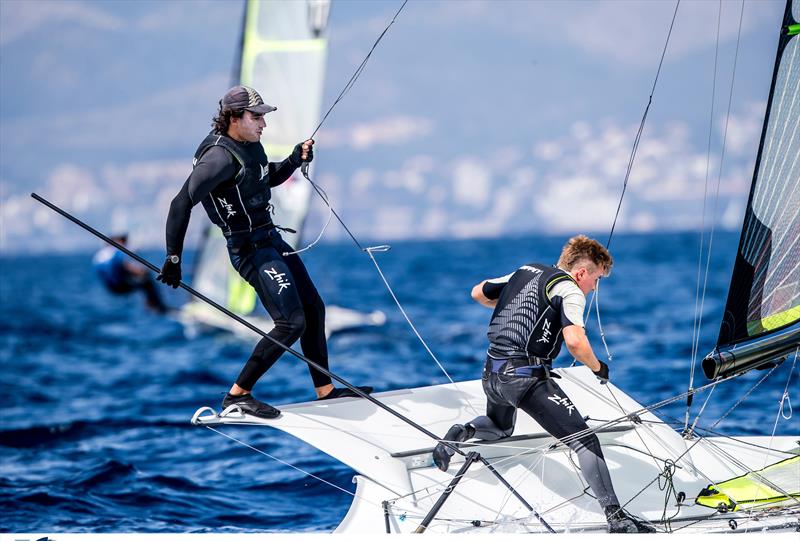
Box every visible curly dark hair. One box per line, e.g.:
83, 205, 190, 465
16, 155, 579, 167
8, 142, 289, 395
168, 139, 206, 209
211, 102, 244, 134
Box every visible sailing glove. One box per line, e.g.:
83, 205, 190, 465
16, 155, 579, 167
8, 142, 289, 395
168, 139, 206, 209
593, 360, 609, 384
290, 141, 313, 166
157, 257, 182, 288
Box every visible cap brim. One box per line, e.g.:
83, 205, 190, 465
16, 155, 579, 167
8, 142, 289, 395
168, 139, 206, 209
246, 103, 277, 114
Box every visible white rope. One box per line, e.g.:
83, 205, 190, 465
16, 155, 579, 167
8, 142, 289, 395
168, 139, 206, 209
763, 348, 797, 470
201, 425, 439, 531
364, 245, 481, 416
281, 180, 333, 257
687, 0, 724, 431
294, 174, 480, 415
204, 425, 356, 497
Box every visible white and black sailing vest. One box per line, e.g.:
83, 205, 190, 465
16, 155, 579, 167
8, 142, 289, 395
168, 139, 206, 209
487, 263, 578, 364
193, 132, 273, 236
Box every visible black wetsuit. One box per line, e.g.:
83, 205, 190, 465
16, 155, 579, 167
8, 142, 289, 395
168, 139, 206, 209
469, 263, 620, 508
165, 132, 331, 390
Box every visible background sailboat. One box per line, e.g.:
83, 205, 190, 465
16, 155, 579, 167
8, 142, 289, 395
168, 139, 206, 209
179, 0, 385, 339
193, 0, 799, 533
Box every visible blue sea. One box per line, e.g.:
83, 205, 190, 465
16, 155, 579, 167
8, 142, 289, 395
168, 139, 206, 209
1, 232, 797, 533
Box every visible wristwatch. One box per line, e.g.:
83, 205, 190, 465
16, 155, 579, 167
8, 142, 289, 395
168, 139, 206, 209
168, 255, 180, 264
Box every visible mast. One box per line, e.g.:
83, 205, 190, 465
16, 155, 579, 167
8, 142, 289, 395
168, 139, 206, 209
703, 0, 800, 379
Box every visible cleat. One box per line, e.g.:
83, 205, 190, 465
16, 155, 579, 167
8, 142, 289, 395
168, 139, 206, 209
222, 392, 281, 419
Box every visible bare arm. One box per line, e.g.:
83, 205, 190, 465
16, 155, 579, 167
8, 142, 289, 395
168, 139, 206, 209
563, 325, 601, 372
471, 280, 498, 308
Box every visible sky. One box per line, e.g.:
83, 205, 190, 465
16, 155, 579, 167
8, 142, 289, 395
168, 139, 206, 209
0, 0, 788, 254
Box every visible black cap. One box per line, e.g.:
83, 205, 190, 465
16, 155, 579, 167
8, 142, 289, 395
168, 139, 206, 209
221, 85, 277, 114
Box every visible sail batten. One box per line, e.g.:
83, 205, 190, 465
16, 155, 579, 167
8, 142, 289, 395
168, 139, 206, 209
706, 0, 800, 379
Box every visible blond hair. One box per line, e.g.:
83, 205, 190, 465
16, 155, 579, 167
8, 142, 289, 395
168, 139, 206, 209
557, 235, 613, 276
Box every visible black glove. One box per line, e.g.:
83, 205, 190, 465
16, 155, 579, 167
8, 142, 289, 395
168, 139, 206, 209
593, 360, 609, 384
156, 256, 182, 288
290, 141, 313, 166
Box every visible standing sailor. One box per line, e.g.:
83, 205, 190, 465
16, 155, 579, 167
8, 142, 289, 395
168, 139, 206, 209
93, 233, 168, 314
158, 85, 372, 418
432, 235, 655, 533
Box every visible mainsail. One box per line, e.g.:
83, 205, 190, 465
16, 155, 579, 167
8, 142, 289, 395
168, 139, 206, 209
190, 0, 330, 321
704, 0, 800, 379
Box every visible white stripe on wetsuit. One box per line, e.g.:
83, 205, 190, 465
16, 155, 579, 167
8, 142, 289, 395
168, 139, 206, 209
235, 185, 252, 232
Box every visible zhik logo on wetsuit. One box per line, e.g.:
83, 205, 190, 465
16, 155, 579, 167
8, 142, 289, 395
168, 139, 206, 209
217, 197, 237, 218
265, 267, 291, 294
547, 393, 575, 415
537, 319, 552, 344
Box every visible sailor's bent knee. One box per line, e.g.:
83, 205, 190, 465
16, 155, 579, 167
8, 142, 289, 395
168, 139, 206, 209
467, 415, 513, 441
274, 309, 307, 342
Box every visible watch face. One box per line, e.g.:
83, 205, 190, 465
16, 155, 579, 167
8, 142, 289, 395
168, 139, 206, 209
169, 255, 180, 264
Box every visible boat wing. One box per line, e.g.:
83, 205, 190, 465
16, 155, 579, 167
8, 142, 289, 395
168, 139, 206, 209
192, 366, 687, 496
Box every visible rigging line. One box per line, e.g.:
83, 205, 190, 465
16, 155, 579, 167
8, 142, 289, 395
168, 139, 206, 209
658, 460, 681, 532
693, 0, 747, 363
606, 0, 681, 249
203, 426, 353, 497
594, 280, 613, 364
299, 173, 478, 413
491, 452, 547, 525
620, 410, 798, 457
489, 372, 741, 460
400, 369, 752, 504
294, 0, 470, 397
708, 362, 777, 429
280, 181, 334, 257
763, 348, 797, 470
687, 381, 717, 436
41, 189, 521, 507
569, 288, 599, 368
309, 0, 408, 140
364, 245, 478, 414
621, 365, 782, 509
603, 384, 663, 471
686, 0, 724, 433
585, 1, 681, 371
692, 431, 800, 509
202, 425, 432, 533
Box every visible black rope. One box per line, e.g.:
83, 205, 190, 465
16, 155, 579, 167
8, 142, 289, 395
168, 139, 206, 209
606, 0, 681, 249
309, 0, 408, 139
658, 460, 681, 532
299, 0, 409, 250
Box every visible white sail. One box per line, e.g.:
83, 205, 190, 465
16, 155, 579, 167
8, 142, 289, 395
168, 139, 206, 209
240, 0, 331, 242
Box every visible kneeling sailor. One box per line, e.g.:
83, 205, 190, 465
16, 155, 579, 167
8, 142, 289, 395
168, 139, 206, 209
432, 235, 655, 534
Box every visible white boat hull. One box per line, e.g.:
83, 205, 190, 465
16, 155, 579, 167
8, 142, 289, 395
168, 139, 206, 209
192, 367, 800, 533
